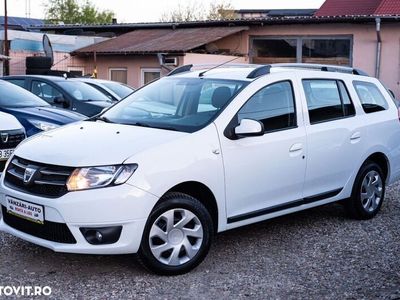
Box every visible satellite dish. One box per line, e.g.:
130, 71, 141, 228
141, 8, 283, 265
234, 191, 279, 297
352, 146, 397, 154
42, 34, 54, 66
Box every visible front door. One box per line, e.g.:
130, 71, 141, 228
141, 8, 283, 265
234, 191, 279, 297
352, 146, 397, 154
31, 80, 68, 109
218, 78, 307, 224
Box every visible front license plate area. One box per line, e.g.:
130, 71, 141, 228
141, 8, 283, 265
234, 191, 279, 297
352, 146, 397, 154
0, 148, 14, 161
5, 196, 44, 224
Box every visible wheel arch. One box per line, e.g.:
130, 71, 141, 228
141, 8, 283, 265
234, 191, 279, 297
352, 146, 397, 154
364, 152, 390, 181
156, 181, 219, 233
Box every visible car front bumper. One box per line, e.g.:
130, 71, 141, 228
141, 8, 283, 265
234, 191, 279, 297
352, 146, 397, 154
0, 182, 158, 254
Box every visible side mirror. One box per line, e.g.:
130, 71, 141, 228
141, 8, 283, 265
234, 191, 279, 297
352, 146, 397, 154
234, 119, 264, 137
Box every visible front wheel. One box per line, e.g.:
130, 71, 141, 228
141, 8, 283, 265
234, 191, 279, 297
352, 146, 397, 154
138, 193, 213, 275
346, 161, 385, 220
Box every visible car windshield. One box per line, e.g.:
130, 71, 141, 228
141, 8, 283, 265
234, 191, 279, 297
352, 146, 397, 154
0, 80, 50, 108
102, 82, 134, 98
102, 77, 248, 133
58, 81, 110, 101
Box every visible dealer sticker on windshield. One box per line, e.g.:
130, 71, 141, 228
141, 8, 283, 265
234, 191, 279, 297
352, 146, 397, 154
6, 196, 44, 224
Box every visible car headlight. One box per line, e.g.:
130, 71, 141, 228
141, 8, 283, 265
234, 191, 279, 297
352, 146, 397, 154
28, 120, 60, 131
66, 164, 138, 191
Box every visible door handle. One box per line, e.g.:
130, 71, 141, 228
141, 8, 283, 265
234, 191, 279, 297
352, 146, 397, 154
350, 132, 361, 142
289, 143, 303, 152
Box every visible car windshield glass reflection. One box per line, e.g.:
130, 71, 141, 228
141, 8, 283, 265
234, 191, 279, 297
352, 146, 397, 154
102, 77, 247, 133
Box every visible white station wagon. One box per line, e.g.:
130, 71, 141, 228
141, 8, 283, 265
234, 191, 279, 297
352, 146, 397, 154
1, 64, 400, 275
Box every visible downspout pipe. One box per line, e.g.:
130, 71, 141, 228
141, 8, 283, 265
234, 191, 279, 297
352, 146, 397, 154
375, 17, 382, 78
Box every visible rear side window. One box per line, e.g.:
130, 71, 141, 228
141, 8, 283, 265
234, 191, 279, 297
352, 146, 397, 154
353, 81, 388, 113
7, 79, 25, 88
238, 81, 296, 133
302, 79, 355, 124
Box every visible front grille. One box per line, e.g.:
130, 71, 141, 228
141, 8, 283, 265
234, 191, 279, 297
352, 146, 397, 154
4, 157, 74, 198
0, 129, 25, 150
0, 161, 6, 173
2, 206, 76, 244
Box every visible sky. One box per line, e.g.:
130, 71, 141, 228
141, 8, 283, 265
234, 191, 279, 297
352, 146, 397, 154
1, 0, 326, 23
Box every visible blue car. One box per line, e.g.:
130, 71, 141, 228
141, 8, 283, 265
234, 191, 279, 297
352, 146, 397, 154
0, 80, 85, 136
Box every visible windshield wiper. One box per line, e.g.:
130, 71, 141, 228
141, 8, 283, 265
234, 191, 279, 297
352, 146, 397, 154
94, 116, 114, 123
129, 122, 178, 131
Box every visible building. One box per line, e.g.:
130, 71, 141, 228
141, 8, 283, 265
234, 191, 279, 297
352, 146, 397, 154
0, 54, 10, 76
18, 0, 400, 97
0, 29, 108, 75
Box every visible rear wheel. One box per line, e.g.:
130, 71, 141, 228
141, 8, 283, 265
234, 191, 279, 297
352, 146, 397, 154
138, 193, 213, 275
346, 161, 385, 219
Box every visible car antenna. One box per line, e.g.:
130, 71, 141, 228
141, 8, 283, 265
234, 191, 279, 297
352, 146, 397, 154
198, 56, 242, 77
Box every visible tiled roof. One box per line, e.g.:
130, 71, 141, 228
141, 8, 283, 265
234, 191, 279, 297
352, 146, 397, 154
375, 0, 400, 15
73, 26, 248, 55
315, 0, 381, 16
315, 0, 400, 16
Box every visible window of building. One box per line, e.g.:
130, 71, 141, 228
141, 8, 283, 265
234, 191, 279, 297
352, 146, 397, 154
302, 79, 355, 124
67, 66, 85, 77
252, 39, 297, 64
238, 81, 296, 133
109, 68, 128, 84
302, 39, 351, 65
353, 81, 388, 113
141, 68, 161, 86
251, 36, 352, 66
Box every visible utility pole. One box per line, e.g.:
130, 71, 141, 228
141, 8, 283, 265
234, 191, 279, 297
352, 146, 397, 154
4, 0, 9, 76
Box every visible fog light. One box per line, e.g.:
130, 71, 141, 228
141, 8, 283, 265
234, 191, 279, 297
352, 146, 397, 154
80, 226, 122, 245
95, 231, 103, 242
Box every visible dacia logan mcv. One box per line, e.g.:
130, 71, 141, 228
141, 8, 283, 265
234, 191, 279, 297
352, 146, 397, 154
1, 64, 400, 275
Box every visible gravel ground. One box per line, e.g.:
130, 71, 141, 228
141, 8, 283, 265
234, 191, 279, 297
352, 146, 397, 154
0, 184, 399, 300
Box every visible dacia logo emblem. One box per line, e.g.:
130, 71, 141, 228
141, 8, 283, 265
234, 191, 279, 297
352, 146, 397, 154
0, 133, 8, 143
23, 167, 38, 185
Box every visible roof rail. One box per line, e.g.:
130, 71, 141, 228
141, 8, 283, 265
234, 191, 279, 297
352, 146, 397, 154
271, 63, 369, 76
167, 64, 193, 76
168, 63, 259, 77
247, 65, 271, 79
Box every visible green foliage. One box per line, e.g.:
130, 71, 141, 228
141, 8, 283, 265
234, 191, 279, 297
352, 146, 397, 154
44, 0, 115, 24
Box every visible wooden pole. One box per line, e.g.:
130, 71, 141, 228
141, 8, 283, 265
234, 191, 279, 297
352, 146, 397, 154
4, 0, 9, 75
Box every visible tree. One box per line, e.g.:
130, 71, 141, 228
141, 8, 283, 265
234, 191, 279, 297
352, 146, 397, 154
160, 0, 235, 22
207, 1, 236, 20
44, 0, 115, 24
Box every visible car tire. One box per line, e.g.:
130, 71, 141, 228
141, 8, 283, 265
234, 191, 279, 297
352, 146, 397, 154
138, 192, 213, 275
346, 161, 385, 220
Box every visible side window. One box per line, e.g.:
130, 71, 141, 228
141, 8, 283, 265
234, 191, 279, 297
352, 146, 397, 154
302, 79, 355, 124
353, 81, 389, 113
7, 79, 25, 88
238, 81, 296, 133
31, 81, 63, 103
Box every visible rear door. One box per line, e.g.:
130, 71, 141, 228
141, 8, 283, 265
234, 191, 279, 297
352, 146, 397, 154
301, 77, 365, 198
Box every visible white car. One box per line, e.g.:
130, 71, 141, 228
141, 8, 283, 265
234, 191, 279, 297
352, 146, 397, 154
0, 112, 25, 173
70, 78, 135, 101
1, 64, 400, 275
